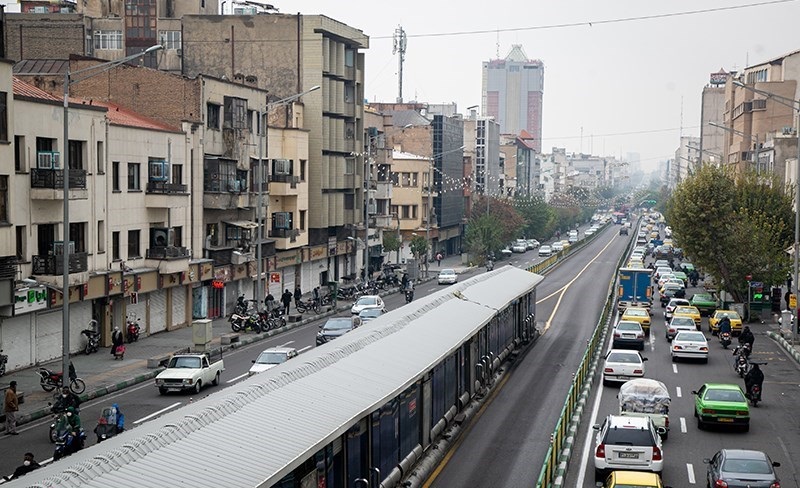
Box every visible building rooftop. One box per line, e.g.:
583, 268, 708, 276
12, 77, 60, 101
89, 100, 182, 133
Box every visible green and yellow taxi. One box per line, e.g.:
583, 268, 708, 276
672, 305, 701, 330
708, 310, 743, 334
602, 470, 667, 488
620, 307, 652, 335
692, 383, 750, 432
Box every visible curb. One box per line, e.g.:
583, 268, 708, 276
767, 330, 800, 364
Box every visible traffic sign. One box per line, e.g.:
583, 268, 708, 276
791, 294, 797, 309
750, 281, 763, 288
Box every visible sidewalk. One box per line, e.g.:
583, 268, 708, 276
0, 255, 470, 432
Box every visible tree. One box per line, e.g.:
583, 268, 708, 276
667, 165, 793, 302
465, 215, 503, 263
514, 195, 557, 240
410, 234, 429, 261
382, 232, 401, 264
472, 195, 525, 245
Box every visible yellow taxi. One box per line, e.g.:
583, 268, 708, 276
649, 231, 659, 240
673, 305, 701, 330
708, 309, 743, 334
620, 307, 652, 334
602, 470, 666, 488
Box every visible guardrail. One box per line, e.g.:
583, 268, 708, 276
534, 221, 639, 488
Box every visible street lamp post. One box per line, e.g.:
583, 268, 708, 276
45, 45, 163, 381
254, 85, 320, 310
732, 80, 800, 344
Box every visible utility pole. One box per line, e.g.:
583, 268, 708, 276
364, 138, 371, 285
393, 25, 406, 103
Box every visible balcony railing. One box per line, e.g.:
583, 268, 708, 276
31, 168, 87, 189
146, 181, 188, 194
268, 228, 300, 239
270, 174, 300, 188
32, 252, 88, 275
146, 246, 190, 259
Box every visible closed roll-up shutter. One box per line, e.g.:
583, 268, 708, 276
283, 267, 295, 297
35, 310, 63, 363
127, 294, 148, 337
150, 289, 167, 333
172, 287, 186, 328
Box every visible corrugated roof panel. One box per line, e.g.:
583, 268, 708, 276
14, 267, 542, 488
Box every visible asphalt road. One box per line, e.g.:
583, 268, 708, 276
563, 252, 800, 486
425, 225, 632, 487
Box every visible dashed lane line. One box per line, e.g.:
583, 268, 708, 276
672, 363, 678, 374
686, 463, 696, 484
680, 417, 687, 433
226, 372, 250, 384
676, 386, 682, 398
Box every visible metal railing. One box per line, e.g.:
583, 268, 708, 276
146, 181, 188, 193
32, 252, 89, 275
146, 246, 190, 259
31, 168, 87, 189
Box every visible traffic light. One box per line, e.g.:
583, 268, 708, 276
771, 287, 782, 313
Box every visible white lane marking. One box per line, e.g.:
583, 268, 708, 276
298, 345, 313, 353
680, 417, 687, 433
133, 402, 181, 425
279, 340, 295, 347
650, 333, 655, 352
575, 336, 613, 487
676, 386, 682, 398
672, 363, 678, 374
687, 463, 696, 484
226, 372, 250, 384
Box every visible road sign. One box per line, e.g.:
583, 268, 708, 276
750, 281, 763, 288
791, 294, 797, 309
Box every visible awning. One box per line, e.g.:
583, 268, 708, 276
224, 220, 259, 230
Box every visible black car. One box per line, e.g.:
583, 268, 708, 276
619, 227, 629, 236
315, 317, 357, 346
704, 449, 780, 488
659, 284, 686, 306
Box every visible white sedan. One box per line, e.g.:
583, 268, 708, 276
248, 347, 298, 376
671, 330, 709, 363
437, 269, 457, 285
602, 349, 647, 386
538, 245, 552, 257
351, 295, 385, 315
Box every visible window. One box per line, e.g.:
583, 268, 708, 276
390, 172, 399, 185
205, 223, 218, 247
112, 231, 120, 260
223, 97, 247, 129
299, 160, 306, 181
204, 159, 246, 192
247, 110, 254, 132
173, 226, 183, 247
14, 136, 25, 171
172, 164, 183, 185
15, 226, 25, 261
127, 163, 141, 190
207, 103, 220, 130
93, 30, 123, 49
411, 172, 419, 187
158, 30, 181, 50
0, 92, 7, 142
148, 158, 169, 181
401, 173, 410, 187
344, 84, 355, 103
0, 176, 7, 223
68, 141, 84, 170
345, 49, 355, 67
69, 222, 86, 253
97, 221, 105, 253
299, 210, 306, 230
96, 142, 104, 174
112, 161, 120, 191
345, 157, 355, 174
127, 229, 141, 258
402, 205, 410, 219
344, 193, 354, 210
390, 205, 398, 217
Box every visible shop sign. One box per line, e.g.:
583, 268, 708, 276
14, 286, 48, 314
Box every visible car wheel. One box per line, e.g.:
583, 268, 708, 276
602, 376, 610, 387
742, 423, 750, 433
702, 357, 708, 364
696, 416, 704, 430
594, 468, 605, 482
158, 387, 167, 396
671, 355, 677, 362
193, 380, 202, 394
212, 371, 220, 386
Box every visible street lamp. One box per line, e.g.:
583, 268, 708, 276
45, 45, 163, 381
732, 79, 800, 343
254, 85, 320, 310
709, 121, 760, 172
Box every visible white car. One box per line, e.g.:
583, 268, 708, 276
526, 239, 540, 250
664, 298, 691, 321
552, 241, 564, 252
671, 330, 709, 362
511, 241, 527, 253
593, 415, 665, 481
437, 269, 457, 285
665, 315, 696, 342
602, 349, 647, 386
538, 245, 552, 257
351, 295, 385, 315
248, 347, 298, 376
585, 228, 596, 236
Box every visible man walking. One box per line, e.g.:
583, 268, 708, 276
436, 252, 442, 267
281, 289, 292, 315
294, 285, 302, 309
4, 380, 19, 435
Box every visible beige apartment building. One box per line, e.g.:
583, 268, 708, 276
391, 150, 434, 263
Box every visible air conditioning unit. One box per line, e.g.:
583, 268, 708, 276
782, 126, 795, 135
273, 159, 291, 175
150, 227, 173, 247
176, 48, 182, 56
37, 151, 60, 169
32, 6, 48, 13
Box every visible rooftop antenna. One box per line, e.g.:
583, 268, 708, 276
393, 25, 407, 103
496, 29, 500, 58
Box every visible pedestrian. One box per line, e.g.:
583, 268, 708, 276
264, 292, 275, 314
4, 380, 19, 435
111, 326, 124, 357
436, 252, 442, 266
281, 289, 292, 314
4, 452, 39, 481
785, 290, 791, 310
294, 285, 302, 308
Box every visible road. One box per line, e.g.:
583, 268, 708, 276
426, 225, 632, 487
562, 245, 800, 486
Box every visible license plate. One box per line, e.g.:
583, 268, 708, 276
618, 452, 639, 459
718, 417, 734, 422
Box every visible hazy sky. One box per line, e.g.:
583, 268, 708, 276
248, 0, 799, 168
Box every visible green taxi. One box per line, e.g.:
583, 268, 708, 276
692, 383, 750, 432
689, 292, 717, 316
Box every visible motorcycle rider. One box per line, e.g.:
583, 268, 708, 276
739, 325, 755, 349
401, 273, 409, 291
53, 386, 81, 413
744, 363, 764, 400
717, 316, 732, 338
404, 279, 414, 302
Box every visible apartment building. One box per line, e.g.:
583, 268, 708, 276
499, 131, 537, 197
463, 116, 500, 198
391, 150, 429, 263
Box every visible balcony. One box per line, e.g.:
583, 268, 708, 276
32, 252, 88, 275
371, 214, 394, 229
145, 246, 190, 273
270, 174, 300, 196
30, 168, 88, 200
375, 180, 392, 200
146, 246, 190, 260
146, 181, 188, 194
268, 228, 300, 240
146, 181, 189, 208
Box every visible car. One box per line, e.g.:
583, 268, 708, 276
653, 267, 673, 282
704, 449, 781, 488
356, 308, 385, 325
709, 310, 743, 335
538, 245, 552, 257
600, 470, 668, 488
552, 241, 564, 252
612, 321, 646, 350
568, 234, 578, 243
248, 346, 298, 376
526, 239, 540, 250
316, 317, 358, 346
671, 271, 688, 286
619, 227, 629, 236
690, 292, 717, 316
585, 228, 596, 236
350, 295, 385, 315
672, 305, 701, 330
659, 279, 684, 294
692, 383, 750, 431
437, 268, 458, 285
659, 284, 686, 306
593, 415, 664, 481
680, 262, 695, 274
656, 273, 677, 289
653, 260, 671, 269
665, 316, 696, 342
511, 240, 527, 253
602, 349, 647, 386
560, 240, 571, 249
500, 247, 513, 259
671, 330, 709, 362
664, 298, 690, 321
620, 307, 652, 335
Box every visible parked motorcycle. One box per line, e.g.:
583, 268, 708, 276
233, 293, 249, 315
0, 348, 7, 377
719, 331, 731, 349
37, 362, 86, 394
126, 314, 141, 343
241, 313, 263, 333
229, 312, 248, 332
81, 320, 100, 355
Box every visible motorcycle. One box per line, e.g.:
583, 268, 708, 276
81, 321, 100, 355
241, 313, 263, 333
229, 312, 248, 332
733, 342, 752, 359
233, 294, 249, 315
719, 331, 731, 349
0, 348, 7, 377
747, 383, 762, 407
733, 350, 750, 378
93, 405, 125, 443
126, 315, 141, 343
486, 260, 494, 271
37, 362, 86, 394
53, 427, 87, 461
405, 288, 414, 303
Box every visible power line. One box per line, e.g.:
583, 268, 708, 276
372, 0, 796, 40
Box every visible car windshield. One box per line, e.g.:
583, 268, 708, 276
675, 307, 697, 314
716, 312, 740, 320
603, 426, 654, 446
625, 309, 647, 317
675, 332, 705, 342
694, 294, 713, 301
617, 323, 641, 331
721, 458, 773, 474
671, 317, 695, 327
360, 309, 383, 318
256, 352, 288, 364
607, 352, 641, 363
356, 297, 377, 306
324, 319, 353, 331
669, 300, 689, 308
168, 357, 201, 369
704, 388, 746, 402
440, 270, 455, 276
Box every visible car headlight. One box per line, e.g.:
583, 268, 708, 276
183, 379, 193, 385
155, 379, 164, 386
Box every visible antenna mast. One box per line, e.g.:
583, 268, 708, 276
393, 25, 407, 103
